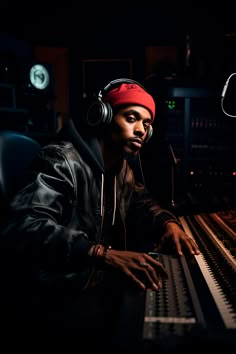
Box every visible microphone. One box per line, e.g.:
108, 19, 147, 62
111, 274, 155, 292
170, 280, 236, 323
221, 79, 229, 98
221, 73, 236, 117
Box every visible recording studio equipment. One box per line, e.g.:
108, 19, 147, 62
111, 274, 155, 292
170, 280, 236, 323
0, 59, 57, 140
114, 208, 236, 353
144, 84, 236, 210
221, 73, 236, 117
144, 211, 236, 349
169, 143, 179, 208
86, 78, 153, 143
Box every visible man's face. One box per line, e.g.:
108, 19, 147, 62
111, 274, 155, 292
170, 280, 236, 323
109, 105, 152, 157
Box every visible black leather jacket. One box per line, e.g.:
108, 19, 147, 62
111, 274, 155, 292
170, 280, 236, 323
0, 119, 179, 292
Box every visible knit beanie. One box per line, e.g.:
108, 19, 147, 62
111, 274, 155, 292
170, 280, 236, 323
103, 83, 156, 122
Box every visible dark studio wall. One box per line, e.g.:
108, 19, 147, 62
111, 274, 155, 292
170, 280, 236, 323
0, 4, 235, 102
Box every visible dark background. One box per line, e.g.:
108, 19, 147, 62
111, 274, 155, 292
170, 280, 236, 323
1, 1, 236, 211
1, 2, 236, 104
0, 2, 235, 44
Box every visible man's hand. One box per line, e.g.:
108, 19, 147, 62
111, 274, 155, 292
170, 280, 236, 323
154, 222, 201, 256
103, 249, 168, 291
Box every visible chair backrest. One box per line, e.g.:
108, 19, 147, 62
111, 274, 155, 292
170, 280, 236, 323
0, 130, 41, 209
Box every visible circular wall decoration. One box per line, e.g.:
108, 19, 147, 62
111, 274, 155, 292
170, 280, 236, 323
29, 64, 50, 90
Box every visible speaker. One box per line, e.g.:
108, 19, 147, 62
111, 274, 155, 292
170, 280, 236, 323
86, 78, 153, 143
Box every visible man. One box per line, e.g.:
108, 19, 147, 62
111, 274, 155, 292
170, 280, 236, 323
0, 78, 200, 349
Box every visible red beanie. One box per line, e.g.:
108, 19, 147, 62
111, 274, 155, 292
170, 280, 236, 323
103, 83, 156, 122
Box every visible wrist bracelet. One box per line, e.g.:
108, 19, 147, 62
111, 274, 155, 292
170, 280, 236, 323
102, 245, 112, 259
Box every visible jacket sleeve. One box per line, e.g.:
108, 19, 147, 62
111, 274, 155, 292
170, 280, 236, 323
0, 144, 94, 272
127, 178, 180, 239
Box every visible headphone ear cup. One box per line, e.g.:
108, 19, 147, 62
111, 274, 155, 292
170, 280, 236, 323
144, 125, 153, 143
87, 99, 113, 127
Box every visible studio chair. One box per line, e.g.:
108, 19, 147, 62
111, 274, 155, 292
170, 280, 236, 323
0, 130, 41, 220
0, 131, 42, 344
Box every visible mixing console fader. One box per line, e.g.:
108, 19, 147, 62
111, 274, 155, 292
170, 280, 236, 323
113, 210, 236, 353
143, 253, 206, 339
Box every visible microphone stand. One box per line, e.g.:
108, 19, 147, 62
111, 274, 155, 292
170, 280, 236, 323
169, 144, 179, 209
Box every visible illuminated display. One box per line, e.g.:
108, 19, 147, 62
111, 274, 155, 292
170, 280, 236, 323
166, 99, 176, 110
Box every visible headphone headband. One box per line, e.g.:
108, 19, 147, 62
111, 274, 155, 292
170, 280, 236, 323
87, 77, 153, 143
99, 78, 147, 98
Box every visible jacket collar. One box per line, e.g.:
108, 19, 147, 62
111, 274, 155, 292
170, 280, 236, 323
57, 119, 104, 174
